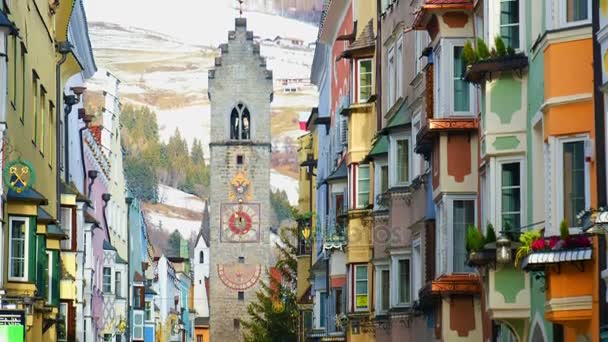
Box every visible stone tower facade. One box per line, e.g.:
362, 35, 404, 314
207, 17, 273, 341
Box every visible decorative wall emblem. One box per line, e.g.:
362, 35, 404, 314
4, 159, 35, 193
217, 264, 262, 291
229, 171, 252, 202
220, 202, 260, 242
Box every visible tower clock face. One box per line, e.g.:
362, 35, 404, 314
220, 203, 260, 242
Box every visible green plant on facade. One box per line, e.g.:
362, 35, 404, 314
466, 225, 485, 253
485, 223, 497, 244
462, 36, 517, 66
559, 219, 570, 240
514, 229, 542, 268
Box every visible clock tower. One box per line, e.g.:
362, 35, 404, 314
207, 17, 273, 341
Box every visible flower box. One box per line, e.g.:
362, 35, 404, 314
464, 53, 528, 85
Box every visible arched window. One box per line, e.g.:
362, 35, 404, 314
230, 103, 251, 140
199, 251, 204, 264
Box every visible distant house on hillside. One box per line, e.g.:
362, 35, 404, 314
273, 35, 305, 48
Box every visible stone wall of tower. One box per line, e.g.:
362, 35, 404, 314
207, 17, 273, 342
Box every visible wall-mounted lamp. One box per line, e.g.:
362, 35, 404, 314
87, 170, 98, 200
496, 235, 512, 265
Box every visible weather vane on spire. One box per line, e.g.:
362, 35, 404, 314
238, 0, 244, 17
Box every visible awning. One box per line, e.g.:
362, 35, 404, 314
103, 240, 117, 251
47, 224, 68, 240
7, 188, 48, 205
521, 248, 592, 270
368, 135, 388, 157
37, 207, 56, 224
341, 19, 375, 59
325, 163, 347, 183
384, 100, 411, 131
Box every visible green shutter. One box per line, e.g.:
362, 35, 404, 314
52, 250, 60, 306
28, 217, 37, 282
36, 235, 47, 292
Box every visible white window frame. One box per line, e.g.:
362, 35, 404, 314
132, 311, 144, 340
374, 262, 390, 315
357, 58, 373, 103
560, 0, 591, 27
451, 44, 473, 116
357, 164, 370, 209
390, 250, 412, 308
445, 195, 477, 274
388, 47, 395, 108
47, 251, 53, 304
497, 158, 526, 232
556, 136, 590, 228
412, 238, 422, 302
412, 113, 422, 178
373, 158, 388, 209
498, 0, 522, 50
434, 45, 442, 117
60, 207, 72, 250
145, 300, 153, 322
103, 267, 112, 294
59, 302, 68, 341
396, 35, 403, 97
8, 216, 29, 282
389, 132, 411, 187
480, 167, 489, 229
353, 264, 369, 312
415, 31, 429, 74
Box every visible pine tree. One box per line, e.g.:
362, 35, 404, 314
241, 227, 298, 342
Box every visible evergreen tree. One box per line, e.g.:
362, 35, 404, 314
167, 230, 182, 257
241, 227, 298, 342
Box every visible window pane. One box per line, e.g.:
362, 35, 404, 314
500, 0, 519, 25
320, 294, 326, 327
397, 140, 409, 183
381, 270, 390, 310
567, 0, 588, 22
356, 266, 368, 280
398, 260, 410, 304
453, 47, 469, 112
453, 200, 475, 273
501, 163, 520, 186
381, 166, 389, 193
563, 141, 586, 226
10, 219, 26, 278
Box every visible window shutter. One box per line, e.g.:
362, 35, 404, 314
52, 250, 60, 306
36, 235, 46, 291
340, 117, 348, 146
29, 217, 37, 282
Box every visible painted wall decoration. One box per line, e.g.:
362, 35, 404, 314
4, 159, 35, 193
229, 171, 252, 202
217, 264, 262, 291
220, 202, 260, 242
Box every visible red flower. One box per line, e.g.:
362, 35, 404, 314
548, 236, 560, 249
531, 239, 546, 251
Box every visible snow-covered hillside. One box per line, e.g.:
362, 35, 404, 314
158, 184, 206, 212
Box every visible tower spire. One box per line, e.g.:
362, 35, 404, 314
237, 0, 244, 17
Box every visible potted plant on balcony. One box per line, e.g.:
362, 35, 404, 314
463, 36, 528, 85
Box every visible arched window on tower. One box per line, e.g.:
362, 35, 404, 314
199, 251, 204, 264
230, 103, 251, 140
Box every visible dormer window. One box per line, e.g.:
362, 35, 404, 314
230, 103, 251, 140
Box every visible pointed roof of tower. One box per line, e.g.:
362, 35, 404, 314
195, 200, 210, 248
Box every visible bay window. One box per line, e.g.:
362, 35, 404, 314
412, 113, 422, 178
500, 161, 523, 232
133, 311, 144, 340
561, 139, 588, 227
453, 46, 469, 113
357, 165, 370, 208
358, 58, 372, 103
103, 267, 112, 293
9, 217, 29, 281
415, 31, 429, 74
412, 239, 422, 302
145, 301, 153, 321
354, 265, 369, 311
500, 0, 520, 49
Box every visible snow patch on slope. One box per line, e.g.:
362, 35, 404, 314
157, 184, 206, 213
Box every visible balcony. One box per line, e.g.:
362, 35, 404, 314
415, 117, 478, 159
323, 216, 347, 250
